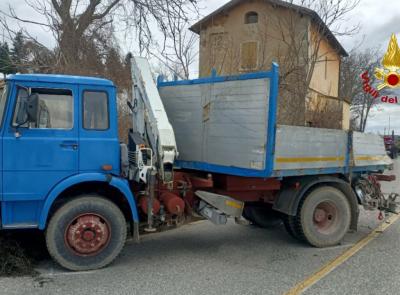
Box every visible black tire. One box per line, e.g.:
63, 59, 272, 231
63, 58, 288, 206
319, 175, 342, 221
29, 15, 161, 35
283, 215, 304, 241
296, 186, 351, 248
46, 195, 127, 271
242, 204, 255, 222
243, 205, 282, 228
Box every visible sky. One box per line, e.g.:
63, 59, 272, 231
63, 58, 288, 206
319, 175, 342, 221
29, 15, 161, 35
0, 0, 400, 134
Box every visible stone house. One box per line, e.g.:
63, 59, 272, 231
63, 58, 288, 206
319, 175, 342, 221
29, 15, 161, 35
190, 0, 350, 129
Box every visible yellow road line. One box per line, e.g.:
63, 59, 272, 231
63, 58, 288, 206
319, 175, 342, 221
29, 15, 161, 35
276, 157, 345, 163
284, 213, 400, 295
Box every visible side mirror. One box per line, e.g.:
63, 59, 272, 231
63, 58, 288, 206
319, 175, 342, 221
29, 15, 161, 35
26, 93, 39, 123
15, 92, 39, 126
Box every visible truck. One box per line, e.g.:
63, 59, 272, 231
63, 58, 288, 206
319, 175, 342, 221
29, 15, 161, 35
384, 133, 398, 159
0, 57, 398, 271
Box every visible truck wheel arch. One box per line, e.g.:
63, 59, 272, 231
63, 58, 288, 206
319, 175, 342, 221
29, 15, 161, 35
38, 173, 139, 230
273, 175, 359, 231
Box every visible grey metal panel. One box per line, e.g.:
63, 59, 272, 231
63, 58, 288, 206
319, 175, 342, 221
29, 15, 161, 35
206, 79, 268, 170
159, 78, 270, 170
274, 125, 348, 171
159, 85, 204, 162
352, 132, 392, 167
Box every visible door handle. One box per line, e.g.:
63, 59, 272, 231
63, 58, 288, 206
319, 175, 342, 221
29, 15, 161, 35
60, 141, 79, 150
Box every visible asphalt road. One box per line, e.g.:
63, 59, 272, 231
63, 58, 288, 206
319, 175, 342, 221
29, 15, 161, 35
1, 163, 399, 295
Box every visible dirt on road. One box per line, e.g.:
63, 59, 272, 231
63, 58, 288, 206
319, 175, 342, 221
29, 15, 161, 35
0, 230, 48, 277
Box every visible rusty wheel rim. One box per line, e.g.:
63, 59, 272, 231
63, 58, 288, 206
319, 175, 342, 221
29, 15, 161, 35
65, 213, 111, 256
313, 201, 338, 234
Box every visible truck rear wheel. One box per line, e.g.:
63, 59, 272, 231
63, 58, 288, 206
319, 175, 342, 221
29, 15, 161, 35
297, 186, 351, 247
46, 195, 127, 271
283, 215, 304, 241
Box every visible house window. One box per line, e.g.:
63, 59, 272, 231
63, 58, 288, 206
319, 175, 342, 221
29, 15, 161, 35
240, 41, 258, 70
245, 11, 258, 24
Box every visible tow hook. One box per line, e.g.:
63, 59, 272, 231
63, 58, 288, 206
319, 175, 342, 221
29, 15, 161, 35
377, 193, 399, 221
381, 193, 400, 214
355, 175, 400, 214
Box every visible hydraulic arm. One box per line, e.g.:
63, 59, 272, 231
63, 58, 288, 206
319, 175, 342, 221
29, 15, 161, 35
129, 56, 178, 183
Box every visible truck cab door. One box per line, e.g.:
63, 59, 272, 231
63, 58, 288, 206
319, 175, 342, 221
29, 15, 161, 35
78, 86, 119, 175
2, 82, 79, 228
0, 83, 9, 205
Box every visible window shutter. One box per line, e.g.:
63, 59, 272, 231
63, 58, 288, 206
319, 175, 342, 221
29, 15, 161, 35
241, 41, 258, 70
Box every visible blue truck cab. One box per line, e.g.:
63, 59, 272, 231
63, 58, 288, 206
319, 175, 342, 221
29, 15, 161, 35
0, 75, 138, 270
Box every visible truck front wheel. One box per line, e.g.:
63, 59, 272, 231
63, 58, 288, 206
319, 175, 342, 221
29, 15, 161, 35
297, 186, 351, 247
46, 195, 127, 271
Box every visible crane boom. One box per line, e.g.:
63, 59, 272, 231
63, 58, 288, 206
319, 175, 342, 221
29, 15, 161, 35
129, 56, 178, 183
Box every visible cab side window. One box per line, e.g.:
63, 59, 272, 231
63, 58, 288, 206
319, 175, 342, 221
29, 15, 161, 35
83, 91, 109, 130
13, 88, 73, 129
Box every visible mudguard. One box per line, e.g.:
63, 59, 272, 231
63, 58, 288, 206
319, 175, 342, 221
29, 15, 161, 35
38, 173, 139, 230
273, 175, 359, 231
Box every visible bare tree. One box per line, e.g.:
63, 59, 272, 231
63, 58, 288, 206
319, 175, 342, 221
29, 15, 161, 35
305, 95, 343, 129
293, 0, 359, 89
1, 0, 198, 73
342, 49, 381, 132
150, 13, 199, 80
268, 0, 360, 127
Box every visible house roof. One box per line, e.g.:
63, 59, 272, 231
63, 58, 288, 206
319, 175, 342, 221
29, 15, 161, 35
189, 0, 348, 57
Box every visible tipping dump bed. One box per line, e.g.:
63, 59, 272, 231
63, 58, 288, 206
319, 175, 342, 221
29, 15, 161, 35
159, 77, 271, 174
158, 65, 392, 178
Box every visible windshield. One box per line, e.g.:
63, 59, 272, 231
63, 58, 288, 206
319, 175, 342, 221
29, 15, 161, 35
0, 82, 8, 127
